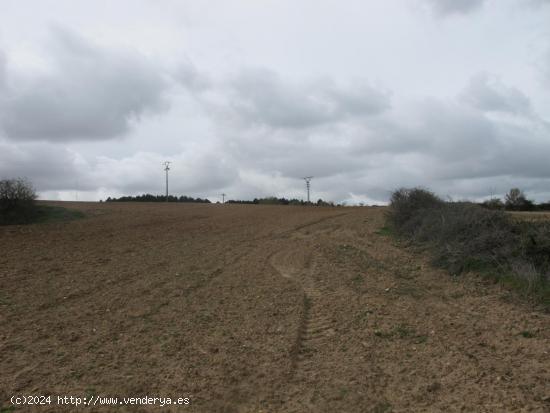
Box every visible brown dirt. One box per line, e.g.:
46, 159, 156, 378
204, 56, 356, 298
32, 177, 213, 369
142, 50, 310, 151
1, 202, 548, 412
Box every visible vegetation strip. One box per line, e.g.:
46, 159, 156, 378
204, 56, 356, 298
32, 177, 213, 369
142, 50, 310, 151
386, 188, 550, 310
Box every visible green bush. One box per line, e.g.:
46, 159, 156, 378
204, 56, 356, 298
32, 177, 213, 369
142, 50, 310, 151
0, 178, 38, 225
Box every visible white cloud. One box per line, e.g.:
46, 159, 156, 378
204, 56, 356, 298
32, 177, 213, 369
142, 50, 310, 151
459, 73, 532, 114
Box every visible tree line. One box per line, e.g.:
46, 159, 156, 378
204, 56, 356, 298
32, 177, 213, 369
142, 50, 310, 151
104, 194, 338, 206
480, 188, 550, 211
104, 194, 211, 203
226, 197, 336, 206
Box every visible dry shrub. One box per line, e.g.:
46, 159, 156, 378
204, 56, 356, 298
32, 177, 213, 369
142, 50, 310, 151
0, 178, 38, 225
387, 187, 549, 306
386, 188, 444, 229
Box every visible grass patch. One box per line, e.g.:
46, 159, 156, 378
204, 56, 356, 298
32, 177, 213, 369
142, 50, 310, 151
371, 401, 392, 413
374, 324, 425, 341
393, 284, 423, 298
33, 205, 85, 224
375, 226, 393, 236
519, 330, 536, 338
354, 309, 372, 324
0, 293, 11, 306
414, 334, 428, 344
351, 273, 364, 284
374, 329, 393, 339
394, 324, 415, 338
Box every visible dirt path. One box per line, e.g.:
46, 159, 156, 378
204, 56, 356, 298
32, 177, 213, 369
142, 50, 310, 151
1, 203, 548, 412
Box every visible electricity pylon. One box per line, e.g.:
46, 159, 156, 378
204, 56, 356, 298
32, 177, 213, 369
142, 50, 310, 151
164, 161, 171, 201
303, 176, 313, 203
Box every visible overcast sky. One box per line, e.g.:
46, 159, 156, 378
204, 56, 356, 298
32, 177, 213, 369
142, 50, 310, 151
1, 0, 550, 204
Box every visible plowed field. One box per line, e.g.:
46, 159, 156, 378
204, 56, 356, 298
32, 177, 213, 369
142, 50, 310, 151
1, 202, 548, 412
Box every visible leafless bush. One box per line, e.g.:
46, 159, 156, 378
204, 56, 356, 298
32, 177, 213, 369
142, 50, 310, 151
386, 187, 444, 229
0, 178, 38, 225
510, 261, 542, 294
387, 188, 550, 306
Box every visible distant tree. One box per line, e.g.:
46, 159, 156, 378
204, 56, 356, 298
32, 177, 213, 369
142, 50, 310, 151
505, 188, 534, 211
258, 197, 280, 205
0, 178, 38, 225
316, 199, 332, 206
482, 198, 504, 210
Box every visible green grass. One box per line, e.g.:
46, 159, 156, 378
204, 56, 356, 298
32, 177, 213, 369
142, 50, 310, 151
371, 401, 392, 413
394, 324, 414, 338
489, 272, 550, 310
374, 324, 427, 342
33, 205, 85, 224
0, 293, 11, 306
374, 329, 393, 339
375, 226, 393, 236
519, 330, 536, 338
351, 273, 364, 284
353, 309, 372, 325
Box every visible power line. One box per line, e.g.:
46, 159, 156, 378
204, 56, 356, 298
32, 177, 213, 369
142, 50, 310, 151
221, 193, 226, 203
302, 176, 313, 203
164, 161, 171, 201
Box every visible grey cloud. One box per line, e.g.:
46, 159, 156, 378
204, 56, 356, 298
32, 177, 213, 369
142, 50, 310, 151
459, 73, 531, 114
397, 99, 550, 181
174, 59, 211, 92
0, 140, 83, 190
347, 99, 497, 162
526, 0, 550, 8
221, 128, 365, 180
415, 99, 497, 160
198, 68, 390, 130
330, 98, 550, 201
542, 50, 550, 84
389, 102, 550, 194
425, 0, 486, 15
0, 27, 169, 142
0, 51, 6, 91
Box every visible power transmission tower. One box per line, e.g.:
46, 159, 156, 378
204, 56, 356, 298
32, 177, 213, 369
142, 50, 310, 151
221, 193, 226, 203
164, 161, 171, 201
303, 176, 313, 203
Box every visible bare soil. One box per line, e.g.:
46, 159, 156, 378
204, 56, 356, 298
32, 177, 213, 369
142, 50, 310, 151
1, 202, 548, 412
